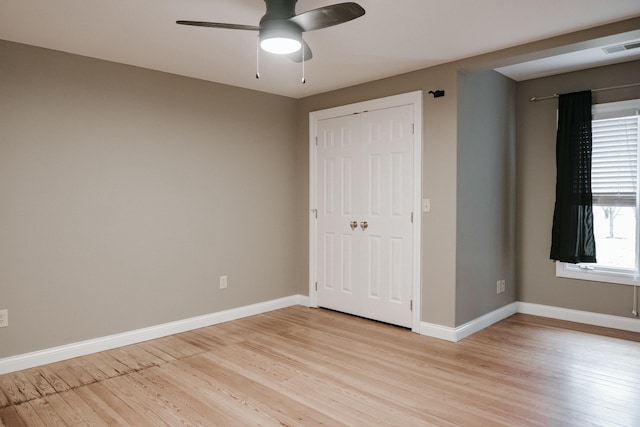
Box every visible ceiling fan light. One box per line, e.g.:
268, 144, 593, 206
260, 37, 302, 54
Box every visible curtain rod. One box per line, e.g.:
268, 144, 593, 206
529, 82, 640, 102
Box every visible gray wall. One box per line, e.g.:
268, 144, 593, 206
517, 60, 640, 317
0, 40, 299, 358
456, 70, 517, 325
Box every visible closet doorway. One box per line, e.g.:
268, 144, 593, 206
309, 91, 422, 331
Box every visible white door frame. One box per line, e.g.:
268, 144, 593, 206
309, 91, 423, 333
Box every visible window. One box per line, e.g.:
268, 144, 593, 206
557, 99, 640, 285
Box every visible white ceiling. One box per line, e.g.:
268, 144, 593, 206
1, 0, 640, 98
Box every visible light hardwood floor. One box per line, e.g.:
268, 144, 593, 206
1, 306, 640, 426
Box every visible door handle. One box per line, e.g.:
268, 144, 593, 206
350, 221, 358, 230
360, 221, 368, 231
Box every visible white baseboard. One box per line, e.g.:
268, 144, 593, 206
418, 321, 458, 342
517, 302, 640, 333
420, 302, 518, 342
2, 296, 636, 374
0, 294, 310, 375
420, 301, 640, 343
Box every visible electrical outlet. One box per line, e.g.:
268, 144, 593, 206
220, 275, 228, 289
0, 309, 8, 328
496, 280, 505, 294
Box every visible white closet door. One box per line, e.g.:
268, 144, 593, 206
316, 105, 414, 328
316, 114, 362, 315
358, 105, 414, 327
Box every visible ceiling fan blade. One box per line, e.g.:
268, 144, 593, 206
289, 2, 365, 32
176, 21, 260, 31
288, 40, 313, 62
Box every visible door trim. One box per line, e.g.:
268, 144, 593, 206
309, 91, 423, 332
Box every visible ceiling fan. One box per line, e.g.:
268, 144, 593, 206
177, 0, 366, 63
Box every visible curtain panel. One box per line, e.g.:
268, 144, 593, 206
550, 90, 597, 263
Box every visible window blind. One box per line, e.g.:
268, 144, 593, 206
591, 114, 639, 206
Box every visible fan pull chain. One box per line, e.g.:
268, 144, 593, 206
301, 42, 306, 84
256, 37, 260, 79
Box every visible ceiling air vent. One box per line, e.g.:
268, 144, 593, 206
603, 41, 640, 54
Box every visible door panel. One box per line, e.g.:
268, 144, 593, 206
367, 234, 382, 299
316, 115, 361, 314
358, 106, 414, 326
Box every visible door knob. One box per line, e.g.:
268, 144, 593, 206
350, 221, 358, 230
360, 221, 368, 231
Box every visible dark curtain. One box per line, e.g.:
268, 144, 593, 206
550, 90, 597, 263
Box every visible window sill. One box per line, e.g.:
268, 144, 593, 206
555, 261, 639, 286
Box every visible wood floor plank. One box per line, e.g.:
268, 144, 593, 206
243, 334, 520, 425
90, 350, 134, 376
236, 334, 513, 426
57, 388, 109, 426
141, 362, 247, 426
80, 381, 151, 426
0, 388, 10, 408
145, 335, 204, 360
128, 369, 224, 426
138, 366, 253, 426
11, 402, 44, 426
101, 347, 146, 372
0, 406, 26, 427
0, 373, 27, 406
40, 393, 95, 426
72, 355, 112, 383
206, 342, 468, 426
177, 329, 226, 350
8, 372, 41, 404
34, 366, 70, 394
172, 354, 341, 426
78, 353, 121, 380
1, 308, 639, 425
19, 368, 57, 398
73, 383, 137, 426
120, 342, 169, 368
136, 341, 177, 364
98, 373, 189, 426
28, 397, 70, 427
48, 360, 96, 389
